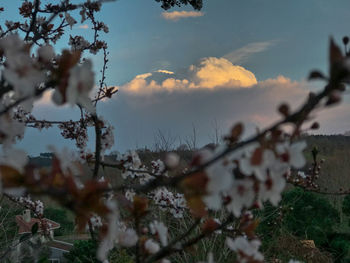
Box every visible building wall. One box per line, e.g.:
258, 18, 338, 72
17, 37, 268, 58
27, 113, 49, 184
49, 247, 69, 263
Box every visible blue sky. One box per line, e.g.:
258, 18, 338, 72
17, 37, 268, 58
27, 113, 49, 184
93, 0, 350, 83
3, 0, 350, 154
3, 0, 350, 82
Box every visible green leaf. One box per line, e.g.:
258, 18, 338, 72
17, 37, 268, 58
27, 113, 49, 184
31, 222, 39, 235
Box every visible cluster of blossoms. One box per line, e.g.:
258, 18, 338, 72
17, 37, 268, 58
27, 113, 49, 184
286, 147, 325, 191
0, 34, 46, 100
100, 120, 115, 154
13, 107, 53, 130
187, 139, 307, 220
151, 159, 166, 176
152, 187, 187, 218
13, 195, 44, 217
116, 150, 144, 179
69, 35, 90, 51
59, 120, 90, 150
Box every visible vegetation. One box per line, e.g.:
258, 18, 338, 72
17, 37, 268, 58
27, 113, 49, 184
64, 240, 100, 263
44, 207, 75, 236
257, 188, 350, 262
64, 240, 134, 263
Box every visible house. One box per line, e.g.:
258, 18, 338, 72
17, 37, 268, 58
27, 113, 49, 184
15, 209, 73, 263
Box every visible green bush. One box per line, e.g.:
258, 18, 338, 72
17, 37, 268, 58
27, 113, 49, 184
328, 234, 350, 262
64, 240, 99, 263
342, 194, 350, 217
257, 188, 342, 261
64, 240, 133, 263
281, 188, 340, 246
44, 207, 74, 236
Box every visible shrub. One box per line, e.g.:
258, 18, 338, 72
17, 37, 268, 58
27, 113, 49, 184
44, 207, 74, 236
327, 234, 350, 263
64, 240, 134, 263
342, 194, 350, 217
64, 240, 99, 263
281, 188, 340, 246
257, 188, 341, 260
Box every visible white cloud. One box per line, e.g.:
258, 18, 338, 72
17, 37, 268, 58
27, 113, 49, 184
223, 41, 277, 64
162, 11, 204, 21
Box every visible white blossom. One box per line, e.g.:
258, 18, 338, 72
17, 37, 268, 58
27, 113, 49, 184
165, 153, 180, 169
239, 146, 275, 181
258, 170, 286, 206
48, 146, 81, 175
0, 147, 28, 173
297, 171, 307, 179
89, 214, 103, 230
101, 124, 115, 153
37, 44, 55, 62
117, 228, 138, 247
65, 13, 77, 29
0, 35, 45, 98
125, 189, 136, 202
65, 59, 95, 112
144, 239, 160, 254
200, 146, 234, 210
226, 179, 255, 217
97, 201, 119, 261
226, 237, 263, 262
277, 141, 307, 169
150, 221, 168, 246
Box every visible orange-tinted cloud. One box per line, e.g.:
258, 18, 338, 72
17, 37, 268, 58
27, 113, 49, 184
162, 11, 204, 21
190, 57, 257, 88
120, 57, 257, 94
34, 89, 53, 106
78, 24, 89, 29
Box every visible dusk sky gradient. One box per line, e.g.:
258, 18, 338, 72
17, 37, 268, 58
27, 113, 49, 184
2, 0, 350, 154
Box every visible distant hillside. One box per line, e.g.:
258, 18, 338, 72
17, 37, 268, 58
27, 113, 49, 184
304, 135, 350, 193
28, 135, 350, 196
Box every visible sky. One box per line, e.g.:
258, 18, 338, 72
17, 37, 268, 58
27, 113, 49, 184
2, 0, 350, 155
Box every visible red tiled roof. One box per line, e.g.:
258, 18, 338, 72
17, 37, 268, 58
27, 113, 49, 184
16, 215, 60, 235
46, 240, 73, 251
